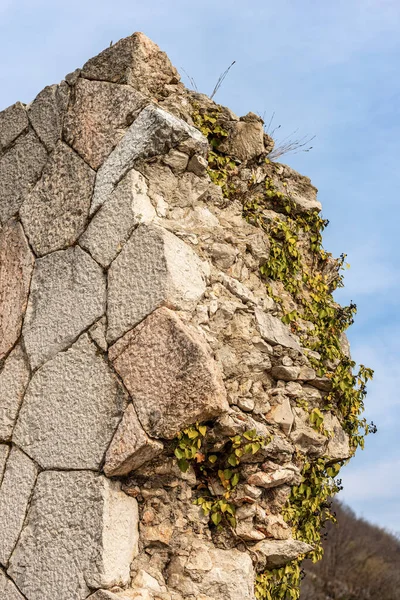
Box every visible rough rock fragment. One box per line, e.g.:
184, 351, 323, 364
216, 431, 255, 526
91, 104, 206, 214
270, 164, 321, 213
80, 169, 155, 267
107, 224, 206, 343
0, 130, 47, 225
28, 82, 70, 151
271, 365, 301, 381
167, 543, 255, 600
290, 407, 327, 455
253, 538, 313, 569
254, 308, 301, 350
81, 32, 180, 97
64, 78, 147, 169
20, 141, 95, 256
324, 413, 351, 461
104, 404, 164, 476
218, 114, 265, 162
267, 398, 294, 435
13, 334, 128, 470
0, 220, 34, 360
0, 345, 30, 441
247, 469, 296, 489
0, 102, 28, 150
0, 445, 9, 485
22, 246, 106, 369
0, 568, 25, 600
8, 471, 139, 600
0, 446, 38, 566
110, 307, 228, 439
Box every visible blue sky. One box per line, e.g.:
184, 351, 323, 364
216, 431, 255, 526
1, 0, 399, 533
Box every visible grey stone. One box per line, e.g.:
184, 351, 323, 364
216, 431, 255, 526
109, 307, 228, 439
0, 568, 25, 600
187, 154, 208, 177
80, 168, 155, 268
104, 404, 164, 476
22, 246, 106, 369
0, 445, 9, 485
0, 102, 28, 150
107, 224, 206, 343
308, 376, 333, 391
0, 446, 38, 566
0, 129, 47, 225
13, 334, 128, 470
253, 538, 313, 569
64, 78, 147, 170
0, 219, 34, 360
290, 407, 327, 455
81, 32, 180, 97
254, 308, 301, 350
162, 149, 189, 174
324, 413, 351, 462
91, 104, 206, 215
271, 365, 301, 381
0, 345, 30, 441
28, 82, 70, 151
89, 316, 108, 351
20, 141, 95, 256
270, 164, 321, 213
267, 398, 294, 435
218, 115, 265, 162
8, 471, 139, 600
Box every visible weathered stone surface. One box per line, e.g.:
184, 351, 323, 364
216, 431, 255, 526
28, 82, 70, 151
110, 307, 228, 439
80, 169, 155, 267
167, 543, 255, 600
13, 334, 128, 469
253, 539, 313, 569
22, 246, 106, 369
248, 468, 296, 489
271, 365, 301, 382
0, 345, 30, 441
64, 78, 147, 170
91, 104, 206, 214
81, 32, 179, 97
107, 224, 206, 343
0, 446, 38, 566
219, 114, 265, 162
0, 220, 34, 360
325, 413, 351, 461
267, 397, 294, 435
0, 102, 28, 150
0, 445, 9, 485
0, 130, 47, 225
290, 407, 327, 455
0, 568, 25, 600
8, 471, 139, 600
20, 141, 95, 256
104, 403, 163, 476
254, 308, 301, 350
89, 316, 108, 351
270, 164, 321, 213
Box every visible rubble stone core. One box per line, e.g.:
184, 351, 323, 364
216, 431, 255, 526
0, 31, 352, 600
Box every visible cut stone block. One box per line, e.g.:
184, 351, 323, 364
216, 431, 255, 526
13, 334, 128, 470
8, 471, 139, 600
0, 345, 30, 441
107, 224, 206, 343
253, 539, 313, 569
28, 82, 70, 151
0, 568, 25, 600
91, 104, 206, 214
104, 403, 164, 476
254, 308, 301, 350
22, 246, 106, 369
0, 219, 34, 360
20, 141, 95, 256
80, 168, 155, 267
81, 32, 179, 97
0, 446, 38, 566
0, 102, 28, 150
109, 307, 228, 439
0, 445, 9, 485
0, 130, 47, 225
64, 78, 147, 170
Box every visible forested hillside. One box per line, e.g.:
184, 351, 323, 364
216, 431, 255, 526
301, 501, 400, 600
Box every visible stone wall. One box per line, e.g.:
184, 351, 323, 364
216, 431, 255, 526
0, 33, 352, 600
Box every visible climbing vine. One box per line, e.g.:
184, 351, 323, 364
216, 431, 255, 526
185, 106, 375, 600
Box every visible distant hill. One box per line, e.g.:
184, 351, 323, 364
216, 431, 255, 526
300, 501, 400, 600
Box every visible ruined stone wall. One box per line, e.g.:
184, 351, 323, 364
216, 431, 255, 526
0, 33, 357, 600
